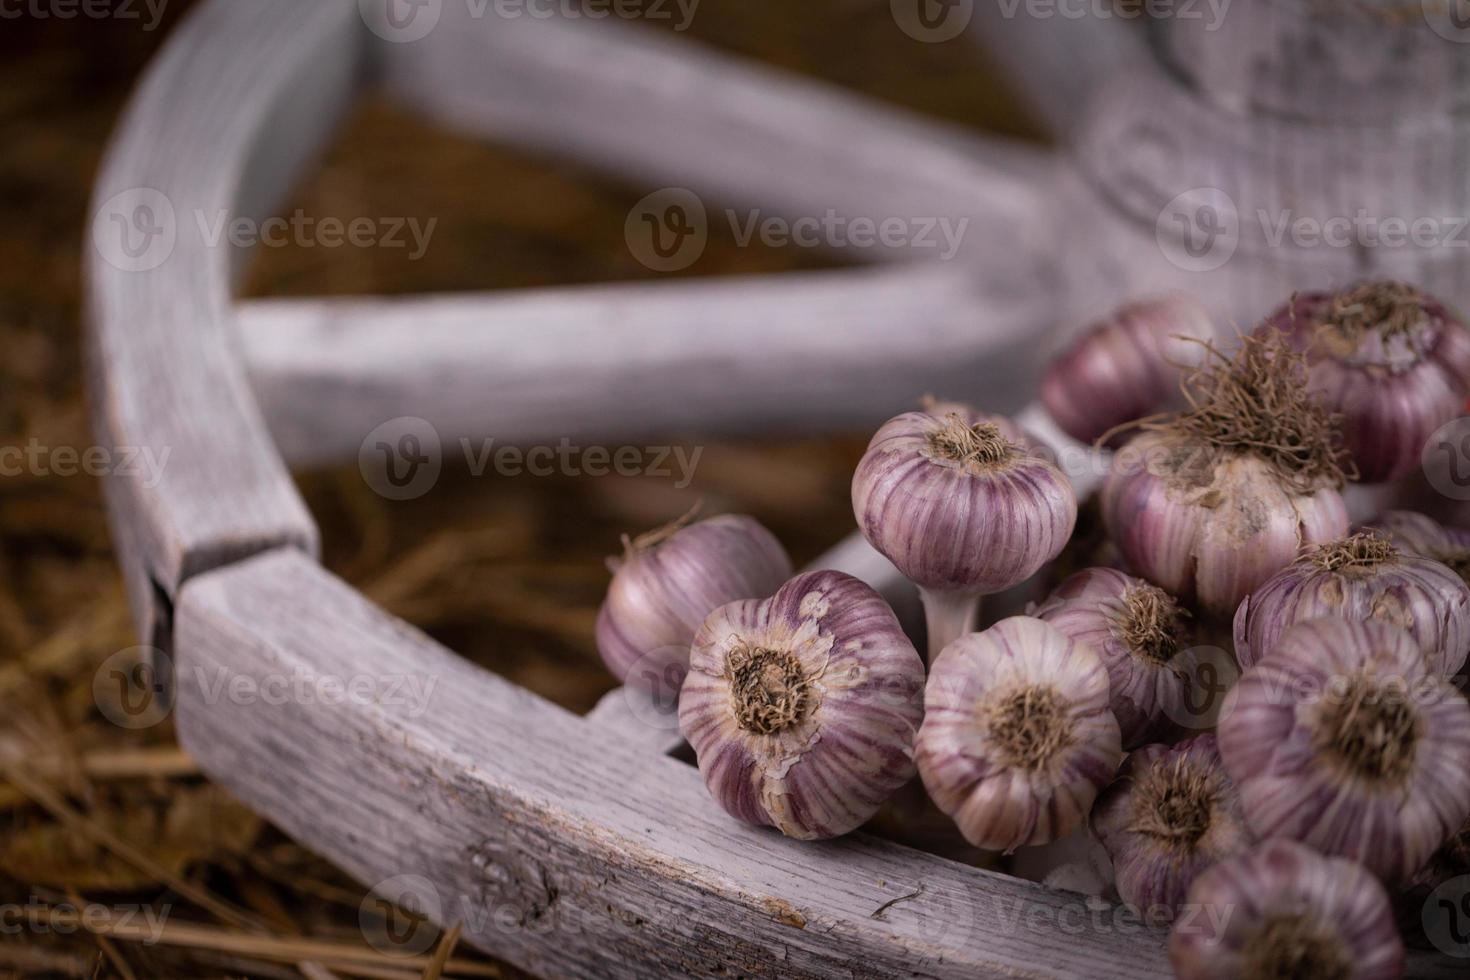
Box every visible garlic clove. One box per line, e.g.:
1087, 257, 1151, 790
1234, 530, 1470, 679
596, 512, 791, 703
1091, 734, 1252, 925
1169, 839, 1404, 980
1033, 566, 1199, 747
1041, 293, 1217, 447
915, 616, 1123, 852
1261, 281, 1470, 483
1219, 616, 1470, 885
678, 569, 925, 840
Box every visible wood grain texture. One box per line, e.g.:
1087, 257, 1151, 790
177, 547, 1179, 979
85, 0, 360, 640
375, 4, 1053, 259
237, 264, 1054, 466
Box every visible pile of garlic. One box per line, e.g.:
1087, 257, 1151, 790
595, 280, 1470, 979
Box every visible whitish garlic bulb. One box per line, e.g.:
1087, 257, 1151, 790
1169, 840, 1404, 980
915, 616, 1122, 852
596, 512, 791, 702
678, 570, 924, 840
1091, 734, 1252, 924
1261, 281, 1470, 483
1234, 531, 1470, 678
1034, 567, 1197, 747
1102, 331, 1350, 617
1219, 617, 1470, 884
1042, 293, 1216, 446
852, 403, 1076, 661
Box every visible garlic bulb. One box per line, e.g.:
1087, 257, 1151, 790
1261, 281, 1470, 483
852, 403, 1076, 661
1369, 509, 1470, 588
915, 616, 1122, 851
1041, 293, 1216, 446
1101, 331, 1350, 617
1234, 531, 1470, 678
1169, 840, 1404, 980
678, 569, 925, 840
1219, 617, 1470, 884
1034, 567, 1196, 747
596, 512, 791, 702
1091, 734, 1252, 924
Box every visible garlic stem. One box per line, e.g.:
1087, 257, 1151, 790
919, 588, 980, 666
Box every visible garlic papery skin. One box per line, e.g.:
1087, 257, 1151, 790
1368, 510, 1470, 589
677, 569, 924, 840
915, 616, 1122, 852
1219, 617, 1470, 884
1169, 839, 1404, 980
1034, 567, 1196, 747
1091, 734, 1252, 925
1101, 331, 1351, 618
1103, 430, 1349, 618
596, 513, 791, 702
1041, 293, 1216, 446
852, 404, 1076, 662
1260, 281, 1470, 483
1233, 531, 1470, 678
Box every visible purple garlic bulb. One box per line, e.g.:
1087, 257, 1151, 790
1091, 734, 1252, 924
1034, 567, 1198, 747
1219, 617, 1470, 885
1041, 293, 1216, 446
1234, 530, 1470, 678
1170, 840, 1404, 980
1259, 281, 1470, 483
596, 513, 791, 703
1101, 331, 1350, 618
852, 402, 1076, 661
1369, 509, 1470, 588
678, 570, 924, 840
915, 616, 1122, 852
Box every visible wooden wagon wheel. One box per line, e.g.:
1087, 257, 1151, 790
86, 1, 1467, 976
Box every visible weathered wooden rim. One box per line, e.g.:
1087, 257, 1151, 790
83, 1, 1460, 977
